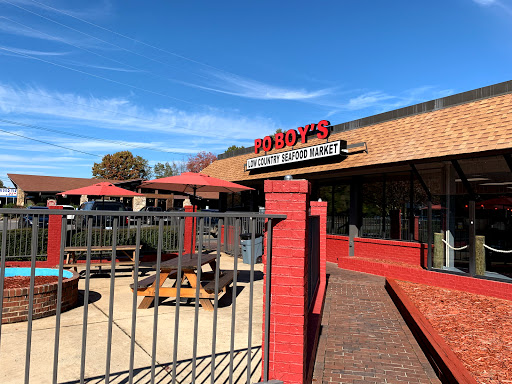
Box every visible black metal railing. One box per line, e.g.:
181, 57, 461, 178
307, 216, 320, 310
0, 208, 286, 384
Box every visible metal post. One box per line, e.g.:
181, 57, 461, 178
409, 171, 414, 241
349, 177, 362, 256
381, 175, 386, 238
468, 200, 476, 276
427, 200, 433, 270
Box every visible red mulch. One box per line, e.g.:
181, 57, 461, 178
396, 280, 512, 384
353, 256, 424, 269
4, 276, 60, 289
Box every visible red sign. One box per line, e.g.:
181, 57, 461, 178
46, 199, 57, 207
254, 120, 330, 154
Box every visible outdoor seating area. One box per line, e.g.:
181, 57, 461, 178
0, 253, 264, 383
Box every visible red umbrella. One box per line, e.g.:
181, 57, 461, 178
58, 182, 143, 197
141, 172, 253, 200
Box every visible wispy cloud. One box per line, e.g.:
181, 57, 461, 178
473, 0, 498, 5
343, 91, 395, 111
0, 83, 282, 146
61, 61, 144, 73
0, 45, 69, 57
181, 70, 334, 101
325, 86, 455, 117
0, 17, 72, 44
2, 0, 113, 23
472, 0, 512, 15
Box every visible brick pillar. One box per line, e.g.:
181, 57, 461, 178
183, 205, 196, 255
264, 179, 310, 384
47, 206, 63, 267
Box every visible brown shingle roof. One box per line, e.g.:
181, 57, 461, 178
8, 174, 124, 193
202, 93, 512, 182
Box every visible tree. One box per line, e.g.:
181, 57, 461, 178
153, 161, 184, 178
0, 180, 4, 188
225, 145, 245, 153
92, 151, 152, 180
186, 151, 217, 173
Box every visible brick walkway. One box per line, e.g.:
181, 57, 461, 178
312, 264, 440, 384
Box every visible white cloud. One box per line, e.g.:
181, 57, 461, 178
473, 0, 497, 5
0, 45, 69, 57
471, 0, 512, 15
181, 71, 333, 101
344, 92, 395, 111
0, 83, 281, 142
325, 86, 455, 117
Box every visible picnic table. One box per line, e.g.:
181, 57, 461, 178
64, 245, 142, 275
131, 253, 236, 311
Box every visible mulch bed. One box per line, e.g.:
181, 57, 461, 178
354, 256, 425, 269
396, 280, 512, 384
4, 276, 61, 289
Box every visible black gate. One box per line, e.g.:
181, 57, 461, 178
308, 215, 320, 310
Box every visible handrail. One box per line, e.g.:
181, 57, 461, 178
0, 208, 287, 219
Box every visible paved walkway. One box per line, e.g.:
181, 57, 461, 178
313, 264, 440, 384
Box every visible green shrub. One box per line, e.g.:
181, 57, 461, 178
70, 225, 178, 252
0, 228, 48, 260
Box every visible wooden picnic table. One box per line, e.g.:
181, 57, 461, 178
131, 253, 236, 311
64, 245, 142, 275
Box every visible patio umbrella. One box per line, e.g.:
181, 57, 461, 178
140, 172, 253, 206
58, 182, 143, 200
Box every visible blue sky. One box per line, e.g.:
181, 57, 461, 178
1, 0, 512, 187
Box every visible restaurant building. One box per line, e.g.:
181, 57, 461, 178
202, 80, 512, 284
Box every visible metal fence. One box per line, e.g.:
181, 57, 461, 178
0, 208, 286, 384
326, 215, 349, 235
0, 210, 49, 260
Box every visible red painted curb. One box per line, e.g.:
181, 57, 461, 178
385, 278, 477, 384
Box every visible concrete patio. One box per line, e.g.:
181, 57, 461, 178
0, 254, 263, 384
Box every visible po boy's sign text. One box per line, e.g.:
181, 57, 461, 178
246, 140, 347, 171
254, 119, 330, 154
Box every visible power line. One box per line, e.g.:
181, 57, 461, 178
2, 0, 212, 82
1, 16, 214, 99
2, 17, 143, 73
0, 127, 101, 157
0, 118, 194, 155
27, 0, 241, 79
0, 46, 197, 106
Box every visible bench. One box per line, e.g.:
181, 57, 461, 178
64, 245, 141, 275
203, 270, 238, 294
129, 270, 177, 290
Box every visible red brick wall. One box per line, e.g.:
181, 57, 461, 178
326, 235, 349, 263
2, 270, 79, 324
340, 257, 512, 301
353, 237, 427, 266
